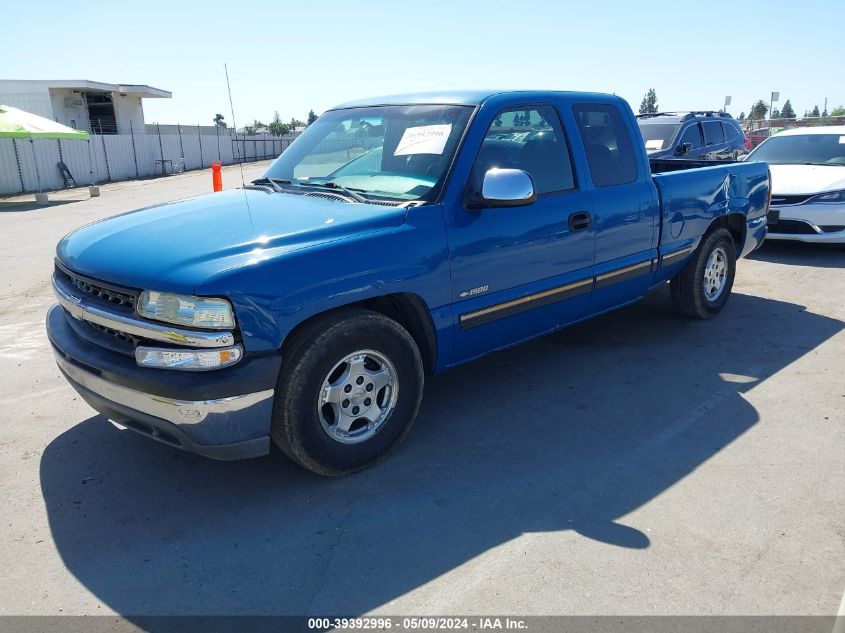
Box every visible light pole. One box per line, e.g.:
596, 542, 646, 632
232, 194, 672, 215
770, 91, 779, 122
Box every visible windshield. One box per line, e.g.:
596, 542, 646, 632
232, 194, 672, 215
748, 133, 845, 165
263, 104, 474, 201
637, 122, 679, 151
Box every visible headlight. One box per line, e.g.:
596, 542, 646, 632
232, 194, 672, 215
809, 189, 845, 203
136, 345, 242, 371
137, 291, 235, 329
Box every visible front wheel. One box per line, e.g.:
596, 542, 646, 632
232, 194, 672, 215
670, 228, 737, 319
271, 309, 424, 476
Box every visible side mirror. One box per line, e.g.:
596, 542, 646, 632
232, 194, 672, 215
477, 168, 537, 208
676, 142, 693, 156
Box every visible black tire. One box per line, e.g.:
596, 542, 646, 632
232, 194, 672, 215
670, 228, 737, 319
271, 309, 424, 476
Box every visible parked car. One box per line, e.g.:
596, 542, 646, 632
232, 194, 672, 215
748, 127, 772, 148
637, 111, 747, 161
47, 90, 770, 475
746, 126, 845, 244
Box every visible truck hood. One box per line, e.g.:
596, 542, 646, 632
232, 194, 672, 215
769, 164, 845, 195
57, 189, 407, 294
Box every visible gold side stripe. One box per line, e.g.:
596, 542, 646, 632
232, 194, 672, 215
460, 278, 594, 323
661, 246, 693, 265
595, 260, 653, 283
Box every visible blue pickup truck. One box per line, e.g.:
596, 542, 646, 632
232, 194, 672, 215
47, 90, 770, 475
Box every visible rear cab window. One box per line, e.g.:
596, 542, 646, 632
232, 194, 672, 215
573, 103, 638, 187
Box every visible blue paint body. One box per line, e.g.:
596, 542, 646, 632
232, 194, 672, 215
57, 90, 770, 376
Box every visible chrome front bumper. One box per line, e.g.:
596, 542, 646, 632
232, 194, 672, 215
47, 301, 278, 460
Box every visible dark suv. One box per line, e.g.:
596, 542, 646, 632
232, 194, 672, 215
637, 111, 747, 161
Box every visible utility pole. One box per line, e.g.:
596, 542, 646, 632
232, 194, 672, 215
769, 92, 779, 122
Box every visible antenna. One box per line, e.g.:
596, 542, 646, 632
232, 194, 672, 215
224, 63, 245, 187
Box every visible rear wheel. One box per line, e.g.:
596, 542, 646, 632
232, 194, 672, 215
271, 309, 424, 476
670, 228, 737, 319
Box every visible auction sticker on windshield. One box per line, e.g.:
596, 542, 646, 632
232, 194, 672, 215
394, 124, 452, 156
645, 139, 663, 150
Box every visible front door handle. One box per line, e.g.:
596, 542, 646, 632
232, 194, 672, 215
569, 211, 592, 232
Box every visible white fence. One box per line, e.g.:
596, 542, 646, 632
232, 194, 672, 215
0, 130, 299, 195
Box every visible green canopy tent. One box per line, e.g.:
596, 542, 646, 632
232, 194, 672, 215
0, 104, 94, 204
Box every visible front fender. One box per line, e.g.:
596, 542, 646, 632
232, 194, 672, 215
195, 205, 451, 356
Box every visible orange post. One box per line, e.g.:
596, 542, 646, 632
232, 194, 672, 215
211, 160, 222, 192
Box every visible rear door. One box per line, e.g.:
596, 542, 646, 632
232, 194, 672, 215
446, 103, 595, 362
572, 101, 658, 314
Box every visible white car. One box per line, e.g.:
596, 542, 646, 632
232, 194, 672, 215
746, 126, 845, 244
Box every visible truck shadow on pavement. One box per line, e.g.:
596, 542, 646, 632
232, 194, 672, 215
39, 285, 843, 619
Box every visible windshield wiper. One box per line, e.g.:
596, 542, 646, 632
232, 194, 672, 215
250, 177, 293, 192
302, 180, 369, 203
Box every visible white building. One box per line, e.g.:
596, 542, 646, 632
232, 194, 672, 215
0, 79, 171, 134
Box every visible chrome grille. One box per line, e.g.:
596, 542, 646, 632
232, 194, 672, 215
54, 262, 137, 309
770, 194, 813, 206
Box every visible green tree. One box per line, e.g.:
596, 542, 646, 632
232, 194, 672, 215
771, 108, 780, 118
830, 105, 845, 116
268, 111, 290, 136
243, 119, 266, 135
307, 109, 318, 125
289, 117, 305, 130
810, 105, 820, 117
822, 106, 828, 118
738, 112, 745, 120
748, 100, 768, 121
638, 88, 658, 114
213, 113, 227, 128
779, 100, 796, 119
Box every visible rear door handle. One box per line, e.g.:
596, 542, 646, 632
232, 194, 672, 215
569, 211, 592, 232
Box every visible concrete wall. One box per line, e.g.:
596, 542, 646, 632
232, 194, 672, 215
146, 124, 233, 136
113, 93, 146, 134
0, 81, 53, 119
48, 88, 90, 131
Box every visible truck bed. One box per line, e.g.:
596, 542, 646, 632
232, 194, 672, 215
651, 160, 770, 258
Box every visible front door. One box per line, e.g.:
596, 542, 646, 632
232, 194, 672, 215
445, 104, 596, 362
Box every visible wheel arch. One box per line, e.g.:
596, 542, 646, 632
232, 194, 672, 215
706, 213, 746, 253
280, 293, 439, 375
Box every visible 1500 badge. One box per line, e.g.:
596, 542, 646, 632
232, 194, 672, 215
458, 285, 489, 298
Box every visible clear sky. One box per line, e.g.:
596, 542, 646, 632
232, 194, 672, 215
3, 0, 844, 126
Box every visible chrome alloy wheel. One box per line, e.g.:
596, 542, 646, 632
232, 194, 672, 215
703, 246, 728, 302
318, 349, 399, 444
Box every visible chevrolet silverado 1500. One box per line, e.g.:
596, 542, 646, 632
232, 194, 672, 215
47, 90, 770, 475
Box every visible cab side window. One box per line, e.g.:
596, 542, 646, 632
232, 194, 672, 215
473, 106, 575, 194
679, 123, 704, 149
572, 103, 638, 187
